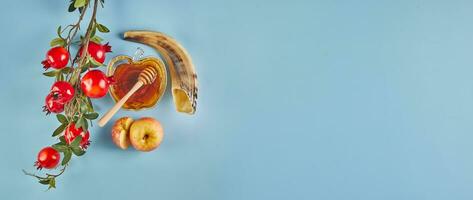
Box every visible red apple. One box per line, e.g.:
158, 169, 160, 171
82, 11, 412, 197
111, 117, 134, 149
129, 117, 164, 152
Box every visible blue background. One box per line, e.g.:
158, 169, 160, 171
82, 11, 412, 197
1, 0, 472, 199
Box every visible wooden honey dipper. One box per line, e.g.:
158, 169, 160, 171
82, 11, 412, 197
98, 66, 158, 127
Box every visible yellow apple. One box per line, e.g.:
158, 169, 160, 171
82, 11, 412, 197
129, 117, 164, 152
111, 117, 134, 150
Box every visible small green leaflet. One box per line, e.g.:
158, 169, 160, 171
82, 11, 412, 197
70, 135, 83, 148
87, 97, 94, 112
57, 26, 63, 39
74, 0, 86, 8
96, 23, 110, 33
80, 65, 89, 73
76, 116, 88, 131
52, 123, 67, 137
48, 178, 56, 190
71, 146, 85, 156
39, 179, 50, 185
59, 136, 67, 144
91, 27, 97, 38
68, 1, 77, 12
83, 119, 89, 130
80, 102, 89, 113
84, 112, 99, 120
50, 38, 65, 47
51, 144, 68, 152
61, 67, 73, 74
43, 70, 59, 77
56, 114, 67, 124
90, 35, 103, 43
62, 150, 72, 166
87, 55, 103, 66
56, 73, 65, 81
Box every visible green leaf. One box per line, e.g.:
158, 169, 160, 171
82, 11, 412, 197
83, 119, 89, 131
50, 38, 65, 47
43, 70, 59, 77
52, 123, 67, 137
56, 114, 67, 124
39, 179, 50, 185
71, 146, 85, 156
80, 102, 89, 113
48, 178, 56, 189
75, 117, 84, 129
54, 139, 66, 146
62, 150, 72, 166
90, 23, 97, 37
56, 72, 65, 81
87, 55, 103, 66
70, 135, 82, 148
59, 136, 66, 144
87, 97, 94, 112
80, 66, 89, 73
52, 144, 68, 152
84, 112, 98, 120
54, 140, 66, 146
61, 67, 73, 74
68, 2, 76, 12
96, 23, 110, 33
74, 0, 86, 8
57, 26, 63, 39
90, 27, 96, 38
90, 35, 103, 43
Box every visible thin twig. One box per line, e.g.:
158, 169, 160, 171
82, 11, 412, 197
23, 165, 67, 180
69, 0, 99, 85
66, 6, 88, 65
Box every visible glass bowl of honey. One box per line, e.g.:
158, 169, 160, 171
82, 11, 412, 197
106, 50, 167, 111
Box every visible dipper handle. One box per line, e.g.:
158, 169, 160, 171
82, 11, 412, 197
98, 67, 158, 127
98, 81, 143, 127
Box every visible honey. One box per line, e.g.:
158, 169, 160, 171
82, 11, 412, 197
107, 56, 167, 110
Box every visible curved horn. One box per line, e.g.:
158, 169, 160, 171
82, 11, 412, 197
123, 30, 198, 114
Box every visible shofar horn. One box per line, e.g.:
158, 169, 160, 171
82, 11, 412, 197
123, 30, 198, 114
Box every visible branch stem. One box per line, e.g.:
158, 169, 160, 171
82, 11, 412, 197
65, 0, 99, 117
25, 0, 102, 187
